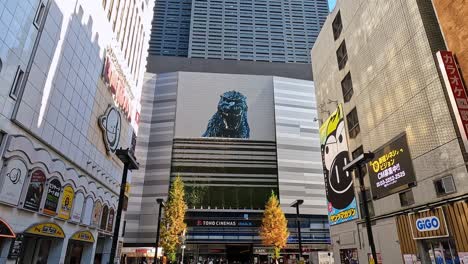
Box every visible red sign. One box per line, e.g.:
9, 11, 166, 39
104, 55, 132, 122
135, 249, 148, 254
437, 51, 468, 143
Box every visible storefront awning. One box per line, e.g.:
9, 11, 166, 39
70, 230, 95, 243
0, 218, 15, 238
25, 223, 65, 238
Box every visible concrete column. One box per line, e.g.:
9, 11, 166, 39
47, 238, 67, 264
81, 241, 98, 264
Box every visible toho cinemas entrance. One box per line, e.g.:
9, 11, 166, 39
396, 203, 468, 264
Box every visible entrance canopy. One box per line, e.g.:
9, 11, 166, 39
25, 222, 65, 238
0, 218, 15, 238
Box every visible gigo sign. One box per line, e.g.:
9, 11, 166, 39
409, 207, 449, 239
416, 216, 440, 232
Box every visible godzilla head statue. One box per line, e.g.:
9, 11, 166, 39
202, 90, 250, 139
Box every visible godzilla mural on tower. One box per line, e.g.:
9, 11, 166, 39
202, 90, 250, 139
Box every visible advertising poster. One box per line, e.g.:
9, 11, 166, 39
43, 179, 62, 215
23, 170, 46, 211
71, 192, 84, 222
340, 248, 359, 264
58, 186, 74, 220
0, 159, 27, 205
92, 200, 102, 227
320, 105, 358, 225
458, 252, 468, 264
368, 133, 416, 199
82, 196, 94, 225
107, 209, 115, 232
368, 253, 383, 264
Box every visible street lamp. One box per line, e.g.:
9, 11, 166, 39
109, 148, 139, 264
290, 199, 304, 259
154, 198, 165, 264
343, 152, 377, 264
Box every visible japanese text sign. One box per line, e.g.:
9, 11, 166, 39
369, 133, 416, 199
437, 51, 468, 151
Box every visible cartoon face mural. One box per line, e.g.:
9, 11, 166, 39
99, 106, 122, 153
202, 90, 250, 139
320, 104, 358, 225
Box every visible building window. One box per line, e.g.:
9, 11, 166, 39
346, 107, 360, 138
112, 0, 121, 31
359, 189, 374, 218
336, 40, 348, 70
107, 0, 115, 21
34, 2, 46, 28
332, 11, 343, 40
399, 190, 415, 207
10, 67, 24, 100
341, 72, 353, 103
434, 176, 456, 196
352, 145, 367, 176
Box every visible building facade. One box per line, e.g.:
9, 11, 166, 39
0, 0, 152, 263
148, 0, 328, 63
312, 0, 468, 264
125, 72, 330, 262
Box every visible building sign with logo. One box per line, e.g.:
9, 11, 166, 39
71, 230, 95, 243
0, 159, 27, 205
437, 51, 468, 152
99, 106, 121, 154
43, 179, 62, 215
408, 207, 449, 239
58, 186, 74, 220
23, 170, 46, 211
103, 52, 136, 122
25, 223, 65, 238
368, 133, 416, 199
189, 219, 259, 227
320, 105, 358, 225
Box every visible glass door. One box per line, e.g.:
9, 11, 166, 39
423, 239, 460, 264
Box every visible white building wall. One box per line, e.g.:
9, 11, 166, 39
0, 0, 153, 262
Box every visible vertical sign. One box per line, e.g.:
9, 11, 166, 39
58, 186, 75, 220
43, 179, 62, 215
320, 104, 358, 225
0, 159, 27, 205
23, 170, 46, 211
82, 196, 94, 226
437, 51, 468, 151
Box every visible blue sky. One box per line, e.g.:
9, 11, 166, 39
328, 0, 337, 11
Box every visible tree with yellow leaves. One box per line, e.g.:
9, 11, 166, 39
260, 191, 289, 262
160, 175, 187, 262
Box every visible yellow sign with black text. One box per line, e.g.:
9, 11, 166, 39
71, 230, 95, 243
26, 223, 64, 238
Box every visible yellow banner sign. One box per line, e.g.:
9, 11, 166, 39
71, 230, 95, 243
57, 186, 74, 220
26, 223, 64, 238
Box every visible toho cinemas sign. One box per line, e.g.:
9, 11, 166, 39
102, 49, 137, 123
